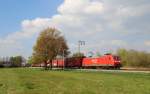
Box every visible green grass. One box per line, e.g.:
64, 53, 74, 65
0, 68, 150, 94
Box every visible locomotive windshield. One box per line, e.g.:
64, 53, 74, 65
113, 56, 120, 61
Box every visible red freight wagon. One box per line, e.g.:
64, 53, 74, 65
65, 57, 83, 68
52, 59, 64, 67
52, 57, 83, 68
82, 54, 121, 68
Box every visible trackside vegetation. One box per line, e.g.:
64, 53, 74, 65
117, 49, 150, 68
0, 68, 150, 94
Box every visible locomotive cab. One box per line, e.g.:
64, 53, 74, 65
112, 56, 121, 68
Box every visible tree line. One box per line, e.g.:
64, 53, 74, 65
0, 56, 25, 67
117, 49, 150, 68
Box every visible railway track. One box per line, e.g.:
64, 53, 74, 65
75, 68, 150, 73
30, 67, 150, 73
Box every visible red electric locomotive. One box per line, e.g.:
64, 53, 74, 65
82, 54, 121, 69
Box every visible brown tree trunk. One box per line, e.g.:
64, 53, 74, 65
44, 61, 48, 70
50, 60, 52, 70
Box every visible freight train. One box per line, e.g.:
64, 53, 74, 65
52, 54, 121, 69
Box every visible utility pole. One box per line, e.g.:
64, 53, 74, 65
78, 40, 85, 53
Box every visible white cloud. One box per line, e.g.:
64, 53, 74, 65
58, 0, 103, 15
84, 1, 103, 14
111, 40, 127, 46
0, 0, 150, 57
144, 41, 150, 46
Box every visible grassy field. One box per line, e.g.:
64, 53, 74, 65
0, 68, 150, 94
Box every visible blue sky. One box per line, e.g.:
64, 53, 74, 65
0, 0, 63, 35
0, 0, 150, 58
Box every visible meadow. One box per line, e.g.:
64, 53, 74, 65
0, 68, 150, 94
